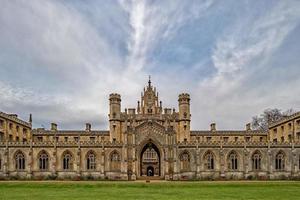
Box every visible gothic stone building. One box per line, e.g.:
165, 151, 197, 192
0, 80, 300, 180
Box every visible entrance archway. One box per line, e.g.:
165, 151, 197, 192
140, 140, 161, 177
147, 166, 154, 176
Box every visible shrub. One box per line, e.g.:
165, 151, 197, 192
45, 174, 57, 180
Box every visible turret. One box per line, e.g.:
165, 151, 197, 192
178, 93, 191, 142
109, 93, 121, 120
109, 93, 122, 142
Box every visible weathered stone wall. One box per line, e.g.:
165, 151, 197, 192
0, 140, 300, 180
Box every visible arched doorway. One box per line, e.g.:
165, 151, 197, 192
147, 166, 154, 176
140, 140, 160, 177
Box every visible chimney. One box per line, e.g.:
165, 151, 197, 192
29, 113, 32, 124
210, 123, 216, 131
86, 123, 91, 131
51, 123, 57, 131
246, 123, 251, 131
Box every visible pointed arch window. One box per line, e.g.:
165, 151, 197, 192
228, 151, 238, 170
180, 151, 190, 171
87, 152, 96, 170
39, 151, 49, 171
204, 151, 214, 170
63, 152, 73, 171
110, 151, 121, 171
142, 148, 158, 162
252, 151, 261, 170
15, 151, 25, 170
275, 151, 285, 171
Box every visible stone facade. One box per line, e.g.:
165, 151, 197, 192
0, 80, 300, 180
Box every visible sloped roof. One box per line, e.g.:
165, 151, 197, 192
0, 111, 31, 128
269, 111, 300, 128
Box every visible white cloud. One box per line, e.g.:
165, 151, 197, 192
0, 0, 299, 131
119, 0, 214, 72
191, 0, 300, 129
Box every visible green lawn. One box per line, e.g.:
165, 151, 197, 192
0, 181, 299, 200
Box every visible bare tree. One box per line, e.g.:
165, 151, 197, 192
282, 108, 296, 116
251, 108, 296, 131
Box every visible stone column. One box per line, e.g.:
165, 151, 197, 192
52, 150, 57, 176
173, 144, 178, 180
220, 148, 225, 178
243, 148, 249, 178
100, 142, 105, 176
164, 147, 169, 180
267, 144, 273, 179
28, 140, 33, 178
4, 142, 9, 177
169, 133, 175, 180
76, 146, 81, 177
196, 144, 201, 179
121, 143, 128, 180
291, 144, 296, 177
132, 131, 137, 179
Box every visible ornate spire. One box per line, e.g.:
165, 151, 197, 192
139, 75, 162, 115
148, 75, 151, 87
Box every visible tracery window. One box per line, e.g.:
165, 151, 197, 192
142, 148, 158, 162
110, 151, 121, 171
15, 151, 25, 170
87, 152, 96, 170
63, 152, 73, 171
252, 151, 261, 170
39, 151, 49, 171
275, 151, 285, 171
228, 151, 238, 170
204, 151, 214, 170
180, 151, 190, 171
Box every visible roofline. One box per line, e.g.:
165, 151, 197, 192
190, 130, 267, 136
0, 111, 31, 128
32, 129, 109, 136
269, 111, 300, 128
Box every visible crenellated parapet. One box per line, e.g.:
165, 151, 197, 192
178, 93, 190, 104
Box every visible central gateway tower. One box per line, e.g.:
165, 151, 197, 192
109, 78, 191, 180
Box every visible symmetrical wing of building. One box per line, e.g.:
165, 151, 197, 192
0, 80, 300, 180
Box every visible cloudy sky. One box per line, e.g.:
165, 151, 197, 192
0, 0, 300, 131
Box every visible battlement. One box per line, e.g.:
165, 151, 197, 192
109, 93, 121, 101
178, 93, 190, 103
